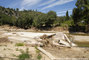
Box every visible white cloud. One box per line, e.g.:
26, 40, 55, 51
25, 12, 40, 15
68, 10, 72, 12
57, 10, 72, 14
57, 9, 72, 16
40, 0, 55, 6
57, 13, 65, 16
57, 11, 66, 14
41, 0, 74, 10
21, 0, 41, 10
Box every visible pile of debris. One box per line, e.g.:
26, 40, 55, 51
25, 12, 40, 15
40, 32, 77, 47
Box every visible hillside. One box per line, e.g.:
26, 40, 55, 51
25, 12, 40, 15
0, 6, 73, 30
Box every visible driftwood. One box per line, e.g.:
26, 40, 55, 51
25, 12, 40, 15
40, 32, 77, 47
40, 34, 56, 39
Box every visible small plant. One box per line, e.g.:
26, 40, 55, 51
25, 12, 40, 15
15, 43, 24, 46
37, 54, 42, 60
35, 46, 42, 60
35, 46, 40, 53
18, 48, 31, 60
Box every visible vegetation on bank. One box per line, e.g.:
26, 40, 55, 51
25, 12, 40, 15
74, 41, 89, 47
0, 0, 89, 32
0, 6, 73, 29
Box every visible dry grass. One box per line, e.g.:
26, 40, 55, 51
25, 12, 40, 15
0, 37, 10, 43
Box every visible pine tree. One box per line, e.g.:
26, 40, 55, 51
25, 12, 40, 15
66, 11, 69, 20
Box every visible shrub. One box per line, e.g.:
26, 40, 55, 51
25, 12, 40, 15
35, 46, 42, 60
37, 54, 42, 60
18, 48, 31, 60
15, 43, 24, 46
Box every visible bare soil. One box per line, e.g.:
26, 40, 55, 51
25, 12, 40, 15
0, 43, 36, 58
0, 25, 89, 60
43, 46, 89, 59
0, 37, 10, 43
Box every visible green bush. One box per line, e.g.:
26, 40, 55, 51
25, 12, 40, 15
61, 20, 74, 27
18, 48, 31, 60
18, 53, 30, 60
15, 43, 24, 46
37, 54, 42, 60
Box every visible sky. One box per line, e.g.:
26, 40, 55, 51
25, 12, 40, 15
0, 0, 77, 16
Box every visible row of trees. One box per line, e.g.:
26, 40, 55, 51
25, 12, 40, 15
1, 0, 89, 32
0, 6, 71, 29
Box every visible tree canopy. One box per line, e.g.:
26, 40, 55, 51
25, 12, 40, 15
72, 0, 89, 32
0, 6, 67, 29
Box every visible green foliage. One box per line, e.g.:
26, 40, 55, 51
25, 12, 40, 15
15, 43, 24, 46
0, 11, 17, 26
0, 5, 78, 30
18, 48, 31, 60
72, 0, 89, 32
16, 13, 33, 29
61, 20, 74, 27
47, 11, 57, 18
35, 46, 42, 60
37, 54, 42, 60
33, 14, 48, 28
0, 6, 60, 29
47, 11, 57, 27
72, 0, 89, 24
35, 46, 40, 53
65, 11, 69, 20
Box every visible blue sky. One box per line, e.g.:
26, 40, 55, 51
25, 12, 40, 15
0, 0, 77, 16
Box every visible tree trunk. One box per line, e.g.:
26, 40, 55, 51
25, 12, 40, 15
85, 24, 89, 33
